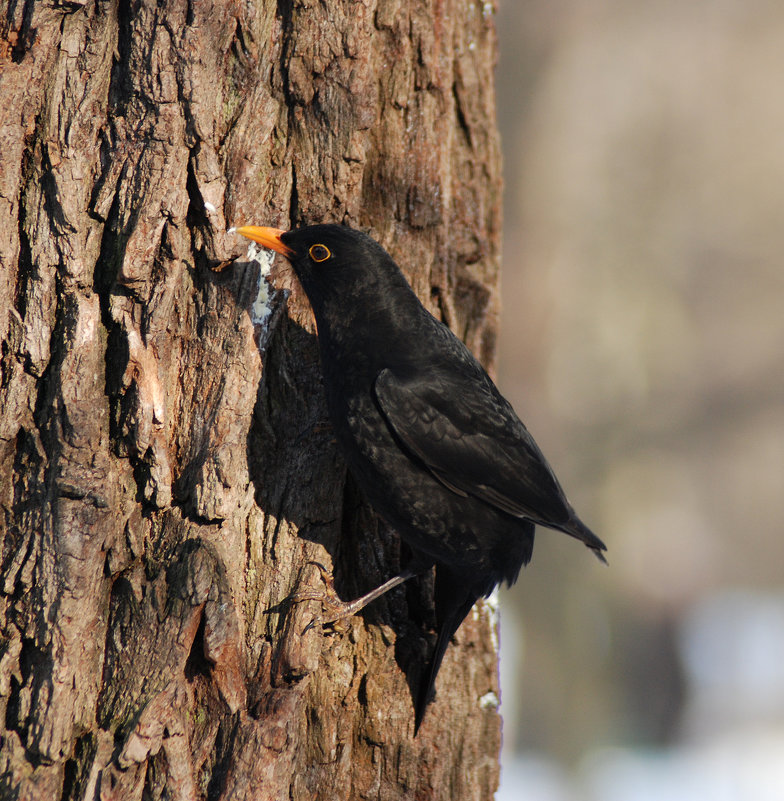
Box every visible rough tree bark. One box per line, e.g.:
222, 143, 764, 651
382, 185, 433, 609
0, 1, 503, 798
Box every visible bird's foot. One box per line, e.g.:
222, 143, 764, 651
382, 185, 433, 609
292, 562, 415, 632
290, 562, 354, 631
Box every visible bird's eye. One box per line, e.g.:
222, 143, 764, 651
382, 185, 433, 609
309, 244, 331, 262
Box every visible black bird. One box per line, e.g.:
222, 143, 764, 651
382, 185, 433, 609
236, 223, 606, 733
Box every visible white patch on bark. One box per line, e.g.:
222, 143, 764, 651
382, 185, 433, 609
247, 243, 275, 327
472, 587, 501, 652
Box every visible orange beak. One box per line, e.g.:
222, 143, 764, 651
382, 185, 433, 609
235, 226, 294, 257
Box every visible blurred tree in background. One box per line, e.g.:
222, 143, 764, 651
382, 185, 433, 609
496, 0, 784, 776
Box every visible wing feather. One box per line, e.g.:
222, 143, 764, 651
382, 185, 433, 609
374, 367, 571, 525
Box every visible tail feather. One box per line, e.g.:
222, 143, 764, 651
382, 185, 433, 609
414, 569, 479, 735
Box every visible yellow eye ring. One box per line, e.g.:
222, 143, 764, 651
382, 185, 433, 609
309, 244, 331, 262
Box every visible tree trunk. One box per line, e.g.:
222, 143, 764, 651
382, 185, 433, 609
0, 1, 503, 799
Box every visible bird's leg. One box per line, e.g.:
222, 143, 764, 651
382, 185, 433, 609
293, 562, 417, 627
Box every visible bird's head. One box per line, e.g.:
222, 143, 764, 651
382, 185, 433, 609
235, 223, 409, 313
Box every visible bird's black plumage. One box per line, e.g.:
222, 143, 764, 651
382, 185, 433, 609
237, 223, 606, 733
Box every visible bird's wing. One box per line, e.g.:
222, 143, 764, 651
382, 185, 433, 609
374, 367, 571, 525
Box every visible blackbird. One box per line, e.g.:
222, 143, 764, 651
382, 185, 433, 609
236, 223, 606, 733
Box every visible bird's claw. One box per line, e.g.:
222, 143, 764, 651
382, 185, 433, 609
290, 561, 415, 633
290, 561, 355, 632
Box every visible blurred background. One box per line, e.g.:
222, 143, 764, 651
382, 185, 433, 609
493, 1, 784, 799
